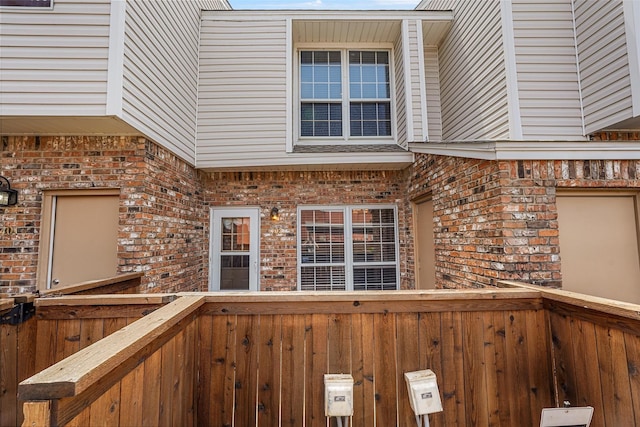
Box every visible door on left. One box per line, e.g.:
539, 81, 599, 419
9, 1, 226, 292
38, 190, 119, 289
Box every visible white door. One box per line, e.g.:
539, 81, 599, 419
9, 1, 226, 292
209, 208, 260, 291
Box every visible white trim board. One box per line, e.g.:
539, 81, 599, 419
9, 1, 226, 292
409, 141, 640, 160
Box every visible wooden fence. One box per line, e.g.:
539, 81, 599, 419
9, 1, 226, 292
0, 273, 146, 427
13, 286, 640, 426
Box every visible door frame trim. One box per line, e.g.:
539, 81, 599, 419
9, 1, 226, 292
208, 206, 261, 292
36, 188, 120, 290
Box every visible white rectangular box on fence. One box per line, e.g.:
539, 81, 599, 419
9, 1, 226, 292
404, 369, 443, 415
324, 374, 354, 417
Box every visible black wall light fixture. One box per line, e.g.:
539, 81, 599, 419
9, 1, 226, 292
270, 207, 280, 221
0, 176, 18, 207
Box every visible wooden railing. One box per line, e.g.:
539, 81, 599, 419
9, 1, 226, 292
14, 286, 640, 426
0, 273, 147, 427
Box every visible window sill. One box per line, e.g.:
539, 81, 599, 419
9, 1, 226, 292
293, 144, 407, 153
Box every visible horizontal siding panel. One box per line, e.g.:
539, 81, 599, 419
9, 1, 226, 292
513, 0, 583, 140
122, 0, 211, 165
573, 0, 632, 133
424, 46, 442, 141
197, 19, 288, 165
0, 0, 110, 117
432, 0, 509, 140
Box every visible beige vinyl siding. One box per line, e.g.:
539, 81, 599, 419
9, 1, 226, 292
121, 0, 220, 165
573, 0, 633, 133
407, 20, 425, 142
196, 19, 288, 168
0, 0, 111, 116
512, 0, 584, 140
424, 46, 443, 141
394, 31, 408, 148
424, 0, 509, 141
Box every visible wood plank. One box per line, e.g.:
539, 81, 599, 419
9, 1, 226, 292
118, 362, 144, 427
525, 310, 555, 422
141, 351, 161, 427
158, 330, 176, 426
0, 323, 18, 427
88, 381, 121, 426
440, 311, 465, 426
19, 296, 205, 401
36, 294, 173, 306
65, 406, 90, 427
396, 313, 420, 427
201, 292, 543, 315
16, 317, 38, 427
34, 319, 57, 372
61, 319, 81, 359
491, 310, 511, 426
21, 401, 51, 427
373, 312, 397, 427
419, 312, 445, 426
305, 314, 328, 427
595, 324, 634, 426
482, 311, 500, 426
256, 314, 281, 426
568, 318, 604, 426
625, 332, 640, 426
183, 319, 197, 427
0, 299, 13, 312
504, 311, 532, 424
36, 304, 167, 320
221, 316, 237, 426
171, 329, 186, 427
79, 319, 105, 350
234, 315, 258, 427
196, 314, 213, 425
38, 272, 143, 297
327, 313, 351, 375
351, 313, 375, 426
461, 311, 489, 426
547, 310, 577, 407
280, 314, 305, 426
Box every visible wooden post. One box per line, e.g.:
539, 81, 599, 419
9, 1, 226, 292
22, 401, 51, 427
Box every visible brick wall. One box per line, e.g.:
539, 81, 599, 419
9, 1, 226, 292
206, 170, 413, 291
0, 136, 207, 294
408, 153, 640, 289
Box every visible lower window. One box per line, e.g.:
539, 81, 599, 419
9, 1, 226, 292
298, 206, 399, 291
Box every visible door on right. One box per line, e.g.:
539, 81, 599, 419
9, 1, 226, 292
557, 191, 640, 304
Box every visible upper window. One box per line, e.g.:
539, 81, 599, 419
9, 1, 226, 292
298, 206, 399, 291
299, 49, 393, 142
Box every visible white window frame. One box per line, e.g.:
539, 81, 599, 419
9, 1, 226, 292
296, 205, 400, 291
294, 43, 397, 146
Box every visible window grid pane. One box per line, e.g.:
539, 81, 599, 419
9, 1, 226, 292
300, 207, 398, 291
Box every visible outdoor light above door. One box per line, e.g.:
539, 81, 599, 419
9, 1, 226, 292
0, 176, 18, 207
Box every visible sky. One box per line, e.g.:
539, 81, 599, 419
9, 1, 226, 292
229, 0, 419, 10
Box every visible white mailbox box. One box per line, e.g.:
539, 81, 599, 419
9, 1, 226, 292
324, 374, 354, 417
404, 370, 443, 416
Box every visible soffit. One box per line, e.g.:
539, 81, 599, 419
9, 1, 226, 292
203, 10, 453, 46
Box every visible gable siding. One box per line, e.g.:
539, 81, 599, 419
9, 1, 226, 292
121, 0, 226, 165
422, 0, 509, 141
424, 46, 443, 141
512, 0, 584, 140
196, 19, 288, 166
573, 0, 633, 133
0, 0, 111, 116
394, 31, 408, 148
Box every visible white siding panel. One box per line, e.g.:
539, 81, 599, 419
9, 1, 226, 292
574, 0, 633, 133
196, 19, 288, 167
512, 0, 583, 140
394, 29, 408, 147
121, 0, 217, 165
424, 46, 443, 141
0, 0, 111, 116
422, 0, 509, 141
